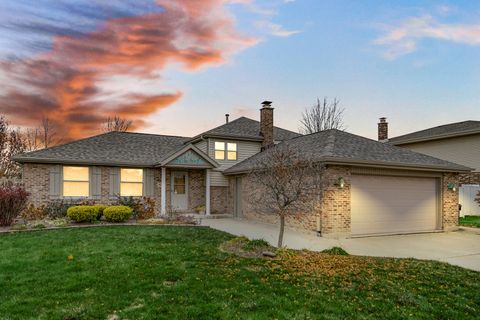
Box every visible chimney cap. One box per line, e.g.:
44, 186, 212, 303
261, 100, 273, 107
379, 117, 387, 123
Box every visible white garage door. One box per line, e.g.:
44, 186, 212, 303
351, 175, 439, 236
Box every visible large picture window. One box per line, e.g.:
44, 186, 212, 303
63, 166, 89, 197
214, 141, 237, 161
120, 168, 143, 197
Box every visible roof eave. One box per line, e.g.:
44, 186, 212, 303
224, 157, 473, 175
13, 157, 155, 168
390, 129, 480, 145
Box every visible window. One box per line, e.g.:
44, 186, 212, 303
214, 141, 237, 161
63, 166, 89, 197
120, 168, 143, 196
173, 174, 186, 194
227, 143, 237, 160
214, 142, 225, 160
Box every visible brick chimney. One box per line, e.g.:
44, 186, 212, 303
378, 117, 388, 141
260, 101, 274, 150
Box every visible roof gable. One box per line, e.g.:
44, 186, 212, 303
390, 120, 480, 145
159, 144, 218, 168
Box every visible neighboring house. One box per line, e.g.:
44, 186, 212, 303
14, 103, 471, 238
388, 120, 480, 216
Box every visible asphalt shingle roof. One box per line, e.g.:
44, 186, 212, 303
389, 120, 480, 145
14, 132, 189, 166
190, 117, 301, 142
224, 129, 472, 174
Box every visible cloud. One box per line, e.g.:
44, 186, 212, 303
0, 0, 257, 140
256, 20, 302, 37
374, 14, 480, 60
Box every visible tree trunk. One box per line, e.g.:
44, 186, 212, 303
278, 214, 285, 247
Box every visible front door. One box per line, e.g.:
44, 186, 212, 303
171, 171, 188, 211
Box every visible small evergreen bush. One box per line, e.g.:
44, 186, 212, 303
103, 206, 133, 222
66, 206, 98, 223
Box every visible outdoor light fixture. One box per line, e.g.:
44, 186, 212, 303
447, 182, 457, 192
337, 177, 345, 189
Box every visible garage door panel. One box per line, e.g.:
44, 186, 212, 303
351, 175, 438, 235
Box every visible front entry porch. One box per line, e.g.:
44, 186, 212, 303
156, 144, 218, 216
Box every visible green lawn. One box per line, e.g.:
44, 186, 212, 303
460, 215, 480, 228
0, 226, 479, 319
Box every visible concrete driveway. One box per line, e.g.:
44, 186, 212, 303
202, 218, 480, 272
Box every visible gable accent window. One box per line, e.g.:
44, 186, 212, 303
120, 168, 143, 197
214, 141, 237, 161
63, 166, 89, 197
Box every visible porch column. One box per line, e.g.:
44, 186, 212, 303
161, 167, 166, 215
206, 169, 211, 216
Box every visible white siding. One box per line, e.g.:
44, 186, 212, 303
400, 134, 480, 171
207, 138, 261, 186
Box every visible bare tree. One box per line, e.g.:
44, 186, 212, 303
24, 127, 41, 151
247, 145, 325, 247
39, 117, 61, 148
300, 97, 345, 134
0, 117, 26, 179
102, 116, 133, 133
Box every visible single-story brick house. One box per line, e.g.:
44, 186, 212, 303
14, 102, 472, 238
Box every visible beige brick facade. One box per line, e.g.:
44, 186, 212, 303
238, 165, 460, 238
458, 172, 480, 185
442, 172, 460, 231
21, 164, 231, 215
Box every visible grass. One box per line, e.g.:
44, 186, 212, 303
0, 226, 479, 319
460, 215, 480, 228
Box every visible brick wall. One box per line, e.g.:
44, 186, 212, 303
22, 163, 50, 206
21, 164, 232, 215
442, 172, 460, 231
458, 172, 480, 185
319, 166, 351, 238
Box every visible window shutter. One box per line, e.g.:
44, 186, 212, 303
109, 167, 120, 198
90, 166, 102, 200
49, 165, 62, 199
143, 168, 155, 197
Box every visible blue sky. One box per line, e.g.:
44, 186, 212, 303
0, 0, 479, 140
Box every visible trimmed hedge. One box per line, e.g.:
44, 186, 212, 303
66, 206, 98, 223
103, 206, 133, 223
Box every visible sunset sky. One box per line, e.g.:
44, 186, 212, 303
0, 0, 479, 141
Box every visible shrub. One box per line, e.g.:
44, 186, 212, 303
321, 246, 349, 256
0, 182, 29, 226
243, 238, 270, 251
103, 206, 133, 222
22, 204, 48, 220
115, 196, 156, 220
66, 206, 98, 223
92, 204, 108, 220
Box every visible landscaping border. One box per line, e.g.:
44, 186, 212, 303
0, 223, 209, 235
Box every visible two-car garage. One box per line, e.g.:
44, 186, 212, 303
350, 174, 440, 236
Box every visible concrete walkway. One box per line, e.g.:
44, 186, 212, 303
202, 218, 480, 272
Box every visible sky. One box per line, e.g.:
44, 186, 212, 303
0, 0, 479, 141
